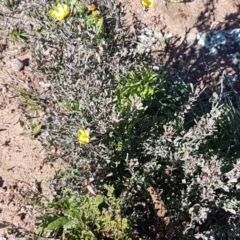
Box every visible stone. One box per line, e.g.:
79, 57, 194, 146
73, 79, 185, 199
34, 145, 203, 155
11, 59, 24, 71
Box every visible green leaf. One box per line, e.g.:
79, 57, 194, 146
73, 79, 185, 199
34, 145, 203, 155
94, 195, 104, 206
32, 123, 42, 138
81, 230, 96, 239
74, 102, 80, 111
68, 0, 77, 5
45, 216, 69, 230
0, 221, 9, 229
116, 88, 121, 105
63, 220, 78, 229
96, 17, 104, 34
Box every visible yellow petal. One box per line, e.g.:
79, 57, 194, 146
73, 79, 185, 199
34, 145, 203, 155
78, 129, 90, 145
79, 137, 90, 145
141, 0, 154, 8
62, 4, 69, 16
88, 3, 96, 11
49, 9, 64, 20
79, 129, 84, 135
50, 3, 69, 20
56, 3, 64, 13
92, 10, 99, 18
80, 129, 90, 137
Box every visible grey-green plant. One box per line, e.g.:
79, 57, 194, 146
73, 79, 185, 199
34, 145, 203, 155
2, 0, 240, 239
3, 0, 17, 11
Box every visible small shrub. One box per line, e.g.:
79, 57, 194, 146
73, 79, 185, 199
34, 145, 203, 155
37, 185, 132, 240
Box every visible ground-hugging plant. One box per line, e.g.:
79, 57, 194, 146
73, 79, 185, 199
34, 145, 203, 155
2, 0, 240, 239
37, 185, 131, 239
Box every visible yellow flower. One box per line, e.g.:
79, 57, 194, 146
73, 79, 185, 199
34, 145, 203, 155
49, 3, 69, 20
140, 0, 154, 8
78, 129, 90, 145
92, 10, 100, 18
88, 3, 96, 11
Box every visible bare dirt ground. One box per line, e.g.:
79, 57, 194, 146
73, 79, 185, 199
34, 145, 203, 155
0, 0, 239, 239
122, 0, 240, 86
0, 42, 66, 239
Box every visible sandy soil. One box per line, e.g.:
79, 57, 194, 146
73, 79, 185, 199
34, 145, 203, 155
122, 0, 240, 84
0, 41, 66, 239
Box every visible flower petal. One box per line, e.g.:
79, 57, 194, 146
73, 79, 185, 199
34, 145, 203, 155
88, 3, 96, 11
80, 136, 90, 145
79, 129, 84, 135
50, 3, 69, 20
92, 10, 100, 18
56, 3, 64, 13
49, 9, 64, 20
141, 0, 154, 8
78, 129, 90, 145
62, 4, 69, 16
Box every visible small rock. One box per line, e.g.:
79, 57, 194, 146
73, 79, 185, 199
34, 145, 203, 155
11, 59, 24, 71
0, 237, 7, 240
1, 85, 7, 94
25, 204, 33, 209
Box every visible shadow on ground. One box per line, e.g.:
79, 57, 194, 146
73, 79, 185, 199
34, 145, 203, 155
162, 2, 240, 92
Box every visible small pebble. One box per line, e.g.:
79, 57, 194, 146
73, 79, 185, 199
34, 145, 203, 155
11, 59, 24, 71
1, 86, 7, 94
